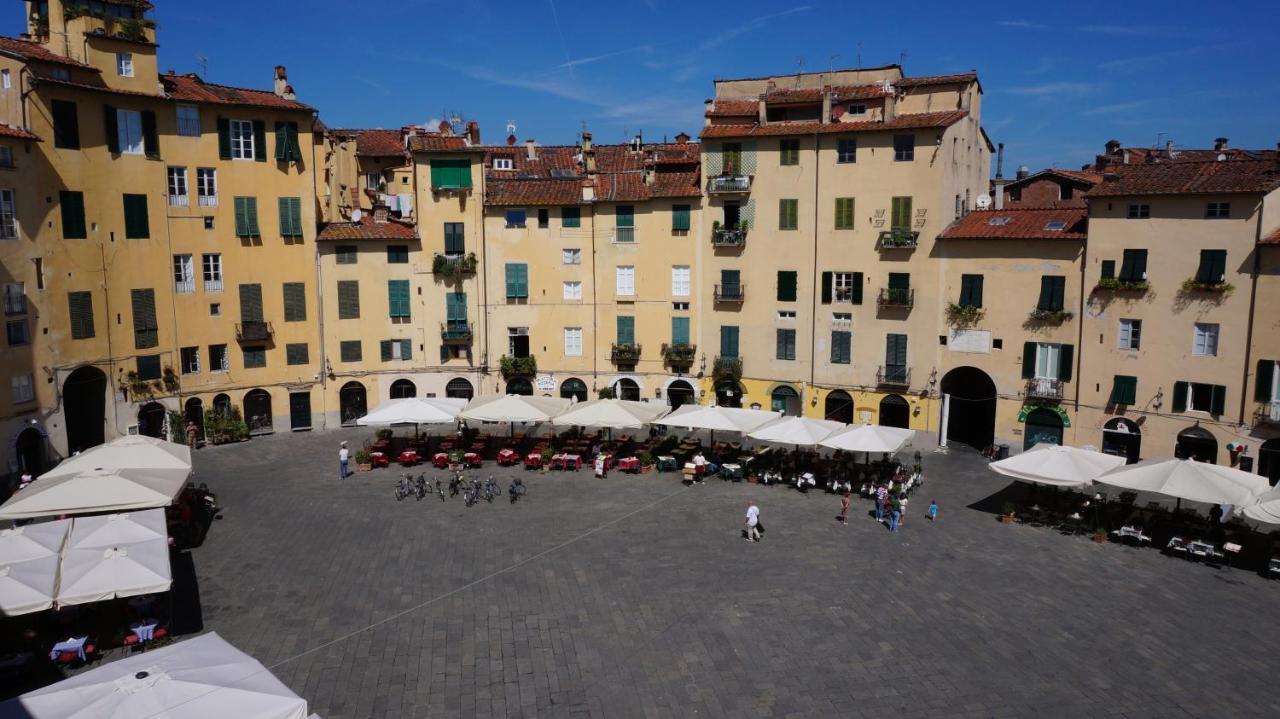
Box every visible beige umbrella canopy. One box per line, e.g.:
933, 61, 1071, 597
819, 424, 915, 454
748, 416, 845, 447
990, 443, 1127, 489
55, 509, 172, 607
0, 519, 70, 616
550, 399, 669, 429
460, 394, 571, 423
1096, 458, 1269, 507
654, 405, 780, 434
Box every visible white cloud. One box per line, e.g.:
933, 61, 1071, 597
996, 20, 1046, 29
1006, 82, 1097, 97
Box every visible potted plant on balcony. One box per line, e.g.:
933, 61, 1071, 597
1094, 277, 1150, 293
1028, 307, 1074, 323
945, 302, 985, 328
712, 220, 721, 235
161, 367, 180, 393
1000, 501, 1017, 524
1180, 277, 1234, 296
500, 355, 537, 378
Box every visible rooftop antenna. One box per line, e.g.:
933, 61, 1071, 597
195, 54, 208, 78
828, 53, 840, 73
1154, 132, 1167, 150
857, 42, 863, 68
899, 49, 909, 68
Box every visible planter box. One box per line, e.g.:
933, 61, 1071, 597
999, 514, 1016, 524
355, 463, 373, 473
1091, 534, 1107, 544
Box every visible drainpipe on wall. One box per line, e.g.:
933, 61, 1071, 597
308, 111, 328, 427
808, 131, 820, 402
1240, 196, 1265, 427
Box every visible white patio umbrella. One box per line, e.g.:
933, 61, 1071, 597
551, 399, 669, 430
819, 424, 915, 454
55, 509, 172, 607
654, 405, 779, 434
1, 632, 310, 719
989, 443, 1127, 489
0, 435, 193, 520
460, 394, 571, 423
0, 519, 70, 616
356, 397, 464, 426
1242, 485, 1280, 524
747, 416, 845, 446
1096, 458, 1269, 507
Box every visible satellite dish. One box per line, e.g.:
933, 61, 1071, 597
351, 209, 362, 223
975, 194, 992, 210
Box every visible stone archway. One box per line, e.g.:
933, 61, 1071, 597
244, 389, 273, 435
559, 378, 588, 402
824, 390, 853, 423
1175, 426, 1217, 464
14, 427, 46, 477
879, 394, 910, 429
770, 385, 800, 416
1023, 407, 1064, 450
940, 366, 997, 451
340, 382, 367, 426
1260, 438, 1280, 486
212, 393, 232, 417
63, 365, 107, 453
506, 377, 533, 396
446, 378, 474, 400
666, 379, 695, 409
184, 397, 205, 441
715, 381, 743, 408
389, 379, 417, 399
137, 401, 167, 439
614, 378, 640, 401
1102, 417, 1141, 464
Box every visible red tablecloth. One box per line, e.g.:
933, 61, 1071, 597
552, 454, 582, 470
617, 457, 640, 472
432, 452, 449, 468
464, 452, 481, 466
524, 453, 543, 468
497, 449, 519, 465
398, 450, 420, 465
369, 451, 390, 468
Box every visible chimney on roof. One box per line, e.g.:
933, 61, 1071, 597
883, 87, 898, 122
372, 204, 389, 224
992, 143, 1007, 211
1214, 136, 1229, 151
273, 66, 295, 100
1016, 165, 1030, 180
439, 120, 452, 136
466, 121, 480, 146
631, 133, 642, 153
757, 97, 767, 126
506, 133, 516, 146
1105, 139, 1121, 155
820, 85, 832, 126
582, 132, 596, 175
1165, 140, 1174, 158
994, 142, 1005, 180
525, 138, 537, 160
675, 131, 689, 145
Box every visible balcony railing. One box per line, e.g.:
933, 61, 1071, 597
662, 343, 697, 368
1025, 377, 1064, 401
611, 343, 642, 365
877, 287, 914, 308
203, 278, 223, 293
708, 175, 752, 194
1257, 400, 1280, 425
499, 354, 537, 378
174, 280, 194, 295
714, 284, 746, 303
235, 320, 273, 342
711, 227, 747, 247
877, 366, 911, 387
878, 228, 919, 249
441, 322, 473, 343
432, 252, 478, 277
612, 226, 635, 243
713, 356, 743, 382
169, 193, 189, 207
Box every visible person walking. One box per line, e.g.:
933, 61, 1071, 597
185, 421, 198, 450
875, 484, 888, 522
338, 441, 350, 481
889, 496, 901, 532
839, 491, 851, 525
693, 450, 707, 483
898, 496, 909, 526
744, 500, 761, 542
928, 499, 938, 521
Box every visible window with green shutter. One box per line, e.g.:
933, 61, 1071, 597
776, 329, 796, 360
561, 207, 581, 228
446, 291, 467, 325
444, 223, 465, 254
339, 340, 362, 362
779, 199, 798, 230
959, 274, 984, 308
616, 205, 635, 228
1256, 360, 1277, 402
777, 271, 797, 302
779, 138, 799, 166
52, 100, 80, 149
68, 291, 95, 339
381, 338, 412, 361
386, 245, 409, 263
1196, 249, 1227, 284
140, 110, 159, 159
242, 346, 266, 368
430, 159, 472, 189
60, 191, 87, 239
891, 197, 912, 230
617, 316, 635, 346
130, 288, 158, 349
672, 316, 690, 345
334, 245, 357, 264
1038, 276, 1066, 311
722, 142, 742, 173
252, 120, 267, 162
888, 273, 910, 305
336, 280, 360, 319
135, 354, 161, 381
234, 197, 260, 237
504, 263, 528, 299
387, 279, 410, 318
238, 283, 263, 322
1100, 260, 1115, 280
285, 343, 309, 365
831, 330, 851, 364
282, 282, 306, 322
277, 197, 303, 237
274, 121, 303, 162
835, 197, 855, 230
672, 204, 691, 232
1110, 375, 1138, 405
123, 194, 149, 239
1119, 249, 1147, 281
720, 325, 739, 358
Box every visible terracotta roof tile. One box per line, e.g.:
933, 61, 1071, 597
706, 99, 758, 118
486, 178, 582, 207
1261, 226, 1280, 245
649, 170, 702, 198
318, 216, 417, 241
1085, 160, 1280, 197
895, 72, 978, 88
408, 133, 482, 153
486, 145, 580, 176
700, 110, 968, 139
0, 124, 39, 141
939, 208, 1087, 241
34, 74, 159, 97
162, 73, 313, 111
0, 36, 97, 70
595, 173, 648, 202
350, 129, 404, 157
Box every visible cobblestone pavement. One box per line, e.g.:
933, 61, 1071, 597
131, 430, 1280, 716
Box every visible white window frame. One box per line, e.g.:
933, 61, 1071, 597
564, 327, 583, 356
202, 253, 223, 292
116, 52, 133, 77
173, 254, 194, 294
117, 109, 143, 155
562, 248, 581, 265
0, 188, 16, 239
11, 373, 34, 403
1035, 343, 1062, 380
1206, 202, 1230, 219
492, 157, 514, 170
196, 168, 218, 206
1118, 318, 1141, 351
671, 265, 690, 297
833, 272, 855, 302
616, 266, 635, 297
562, 280, 582, 301
364, 171, 382, 190
180, 346, 201, 375
1192, 323, 1219, 357
209, 344, 229, 372
777, 310, 796, 321
1266, 361, 1280, 403
1126, 204, 1150, 219
1187, 382, 1217, 413
832, 312, 852, 325
229, 119, 254, 160
167, 166, 188, 206
1, 70, 10, 89
175, 104, 200, 137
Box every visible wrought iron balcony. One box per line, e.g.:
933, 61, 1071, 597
433, 252, 478, 277
877, 228, 919, 249
876, 366, 911, 387
708, 175, 752, 194
1256, 400, 1280, 425
711, 226, 747, 247
661, 343, 697, 368
440, 322, 473, 344
714, 284, 746, 303
611, 343, 642, 365
1025, 377, 1064, 401
235, 321, 273, 342
877, 287, 914, 308
713, 356, 743, 381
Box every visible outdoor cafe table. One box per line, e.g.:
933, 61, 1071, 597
369, 451, 390, 468
397, 449, 420, 466
552, 454, 582, 471
463, 452, 481, 467
1112, 525, 1151, 544
49, 637, 87, 662
656, 455, 678, 472
721, 463, 744, 481
130, 620, 159, 643
617, 456, 641, 473
497, 448, 519, 465
432, 452, 449, 468
524, 453, 543, 469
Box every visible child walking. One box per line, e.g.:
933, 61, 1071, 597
928, 499, 938, 521
839, 492, 850, 525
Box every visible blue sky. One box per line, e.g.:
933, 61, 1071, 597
15, 0, 1279, 171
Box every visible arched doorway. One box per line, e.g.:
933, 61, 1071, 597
559, 378, 588, 402
1175, 426, 1217, 463
340, 382, 367, 426
879, 394, 910, 429
63, 366, 107, 453
184, 398, 204, 441
244, 389, 273, 435
212, 393, 232, 417
770, 385, 800, 416
824, 390, 853, 423
667, 380, 695, 409
446, 378, 474, 400
940, 366, 997, 451
14, 427, 46, 477
389, 379, 416, 399
137, 402, 167, 439
1260, 438, 1280, 486
1023, 407, 1064, 449
506, 377, 533, 396
715, 381, 743, 408
1102, 417, 1141, 464
614, 378, 640, 401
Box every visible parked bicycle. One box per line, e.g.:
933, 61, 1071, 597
462, 479, 480, 507
413, 474, 428, 501
483, 476, 500, 503
394, 477, 413, 501
508, 478, 526, 504
435, 479, 447, 502
448, 471, 464, 497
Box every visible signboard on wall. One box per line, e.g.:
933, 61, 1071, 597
534, 375, 557, 392
948, 329, 992, 354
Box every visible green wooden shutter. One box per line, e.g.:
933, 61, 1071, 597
1100, 260, 1115, 280
617, 316, 635, 345
1111, 376, 1137, 405
282, 282, 306, 322
1257, 360, 1276, 402
286, 343, 309, 365
831, 331, 851, 363
135, 355, 161, 380
616, 205, 635, 228
278, 197, 302, 237
103, 105, 119, 153
388, 280, 410, 318
1058, 344, 1074, 383
123, 194, 149, 239
447, 292, 467, 322
886, 334, 907, 367
336, 280, 359, 319
1022, 341, 1036, 379
777, 271, 797, 301
274, 122, 288, 161
239, 283, 263, 322
60, 191, 87, 239
1038, 276, 1053, 309
141, 110, 158, 158
216, 116, 231, 159
775, 329, 785, 359
851, 272, 863, 304
233, 197, 260, 237
1052, 277, 1065, 310
504, 264, 517, 298
672, 317, 690, 345
1120, 249, 1147, 281
52, 100, 80, 149
130, 288, 157, 349
1211, 385, 1227, 416
380, 340, 392, 361
820, 271, 833, 304
672, 205, 691, 231
1197, 250, 1227, 283
960, 274, 983, 307
444, 223, 465, 253
1172, 381, 1188, 412
779, 199, 798, 230
720, 325, 739, 358
339, 341, 361, 362
400, 339, 412, 360
431, 159, 471, 189
891, 197, 912, 230
562, 207, 581, 228
68, 291, 94, 339
515, 264, 529, 298
252, 120, 267, 161
835, 198, 855, 229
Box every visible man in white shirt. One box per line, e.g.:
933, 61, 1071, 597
338, 441, 350, 481
693, 451, 707, 483
744, 500, 760, 542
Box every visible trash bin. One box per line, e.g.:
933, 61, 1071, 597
996, 444, 1010, 460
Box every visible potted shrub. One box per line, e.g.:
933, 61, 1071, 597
639, 450, 655, 473
1091, 527, 1109, 544
354, 449, 373, 472
945, 302, 985, 327
1000, 501, 1017, 524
